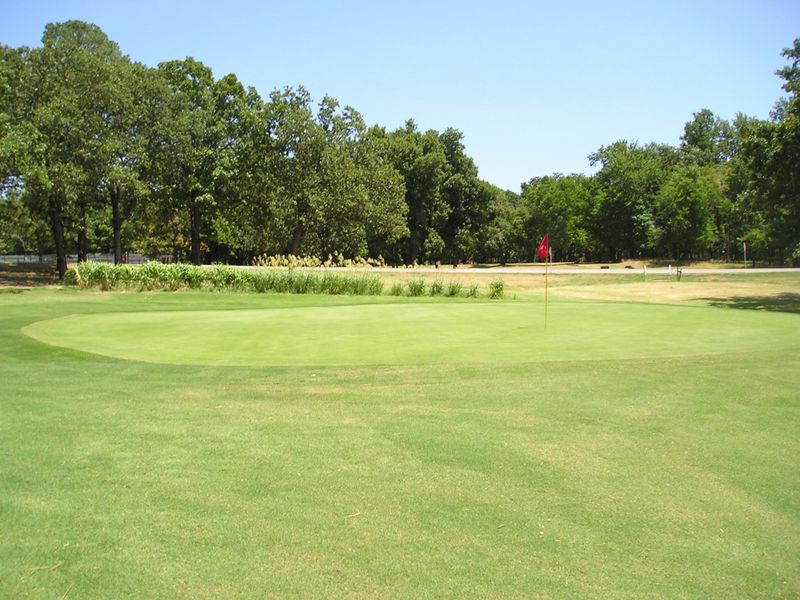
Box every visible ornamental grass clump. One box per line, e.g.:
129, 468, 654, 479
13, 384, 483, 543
429, 280, 444, 296
249, 269, 275, 293
208, 264, 250, 291
349, 274, 384, 296
446, 281, 463, 297
252, 253, 386, 269
319, 271, 349, 295
170, 263, 205, 289
66, 261, 132, 290
252, 254, 323, 268
488, 279, 505, 299
407, 279, 426, 297
66, 262, 382, 297
287, 270, 318, 294
268, 269, 293, 293
136, 261, 168, 290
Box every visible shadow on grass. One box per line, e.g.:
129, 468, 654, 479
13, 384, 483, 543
0, 263, 58, 288
703, 294, 800, 314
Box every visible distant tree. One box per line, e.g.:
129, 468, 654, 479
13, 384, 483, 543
437, 128, 493, 264
0, 195, 50, 256
356, 129, 409, 261
382, 121, 450, 263
1, 22, 130, 277
680, 109, 735, 166
520, 174, 598, 262
256, 89, 408, 260
152, 58, 234, 264
479, 189, 525, 265
0, 45, 32, 192
736, 38, 800, 263
652, 165, 723, 259
202, 83, 274, 262
589, 141, 679, 260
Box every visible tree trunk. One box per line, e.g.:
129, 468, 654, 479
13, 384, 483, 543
48, 194, 67, 280
77, 228, 88, 263
289, 225, 304, 256
111, 183, 122, 265
76, 199, 88, 262
190, 201, 202, 265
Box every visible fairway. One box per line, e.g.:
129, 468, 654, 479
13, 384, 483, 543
3, 283, 800, 599
22, 300, 800, 366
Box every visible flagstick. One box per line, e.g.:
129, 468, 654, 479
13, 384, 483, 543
544, 251, 549, 329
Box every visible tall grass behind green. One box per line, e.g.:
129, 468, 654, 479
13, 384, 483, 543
65, 262, 385, 296
64, 262, 506, 298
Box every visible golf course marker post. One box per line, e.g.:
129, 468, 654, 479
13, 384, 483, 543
537, 234, 550, 328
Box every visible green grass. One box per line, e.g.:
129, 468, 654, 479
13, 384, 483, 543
2, 286, 800, 598
22, 298, 800, 367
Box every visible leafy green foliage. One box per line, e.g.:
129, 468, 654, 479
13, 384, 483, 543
65, 261, 385, 296
251, 253, 387, 268
652, 166, 721, 258
488, 279, 505, 299
680, 108, 735, 166
446, 281, 463, 297
589, 141, 679, 260
406, 279, 426, 296
2, 21, 798, 266
520, 174, 598, 262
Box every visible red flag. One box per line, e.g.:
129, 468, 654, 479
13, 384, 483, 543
537, 234, 549, 261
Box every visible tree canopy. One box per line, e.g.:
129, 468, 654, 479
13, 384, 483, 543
1, 23, 798, 270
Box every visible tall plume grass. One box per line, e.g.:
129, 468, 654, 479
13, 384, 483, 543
65, 262, 501, 300
65, 262, 384, 296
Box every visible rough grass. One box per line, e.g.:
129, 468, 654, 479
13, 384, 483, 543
2, 278, 800, 598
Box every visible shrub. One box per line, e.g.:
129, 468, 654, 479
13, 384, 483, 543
252, 254, 322, 268
466, 284, 480, 298
350, 275, 383, 296
250, 270, 276, 293
173, 263, 205, 289
446, 281, 463, 297
390, 282, 404, 296
66, 261, 125, 290
252, 253, 386, 269
65, 262, 382, 298
429, 280, 444, 296
270, 269, 292, 293
289, 270, 317, 294
136, 261, 166, 290
63, 267, 79, 286
488, 279, 505, 299
320, 271, 347, 295
407, 279, 426, 297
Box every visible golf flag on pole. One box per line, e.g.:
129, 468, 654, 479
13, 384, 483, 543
537, 234, 550, 261
538, 234, 550, 328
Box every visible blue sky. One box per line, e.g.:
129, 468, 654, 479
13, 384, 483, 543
2, 0, 798, 191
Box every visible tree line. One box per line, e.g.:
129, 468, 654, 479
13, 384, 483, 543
1, 21, 798, 278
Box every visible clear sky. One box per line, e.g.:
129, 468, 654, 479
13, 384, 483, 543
2, 0, 798, 191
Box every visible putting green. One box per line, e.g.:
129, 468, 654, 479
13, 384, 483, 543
22, 299, 800, 366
